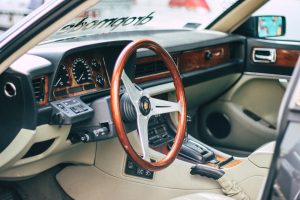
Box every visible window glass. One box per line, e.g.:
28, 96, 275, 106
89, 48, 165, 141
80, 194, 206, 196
0, 0, 44, 34
45, 0, 241, 42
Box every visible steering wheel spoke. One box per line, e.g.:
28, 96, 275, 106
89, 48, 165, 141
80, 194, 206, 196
137, 115, 151, 162
121, 71, 141, 106
149, 97, 181, 116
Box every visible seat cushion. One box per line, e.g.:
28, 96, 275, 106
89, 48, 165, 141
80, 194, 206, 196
171, 193, 234, 200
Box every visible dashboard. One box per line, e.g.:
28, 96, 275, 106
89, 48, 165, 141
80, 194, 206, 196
29, 35, 244, 106
0, 30, 249, 178
1, 30, 245, 153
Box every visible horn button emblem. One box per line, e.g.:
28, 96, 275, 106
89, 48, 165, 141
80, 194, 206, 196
139, 96, 151, 116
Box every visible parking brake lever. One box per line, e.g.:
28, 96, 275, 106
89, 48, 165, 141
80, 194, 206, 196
190, 164, 224, 180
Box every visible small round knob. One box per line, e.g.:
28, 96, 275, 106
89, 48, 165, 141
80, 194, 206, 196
204, 50, 213, 60
80, 134, 90, 142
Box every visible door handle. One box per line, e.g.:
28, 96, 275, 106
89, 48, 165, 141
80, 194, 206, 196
252, 48, 277, 63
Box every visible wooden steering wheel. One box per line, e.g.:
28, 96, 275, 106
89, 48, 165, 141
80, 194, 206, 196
110, 39, 187, 171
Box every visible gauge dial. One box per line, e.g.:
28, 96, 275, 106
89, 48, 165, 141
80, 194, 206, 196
91, 59, 101, 69
54, 64, 70, 88
72, 58, 92, 84
96, 75, 105, 87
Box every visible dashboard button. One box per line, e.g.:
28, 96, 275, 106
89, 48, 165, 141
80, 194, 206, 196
78, 104, 88, 111
70, 106, 80, 114
63, 99, 78, 106
57, 104, 65, 109
136, 168, 144, 176
127, 160, 135, 170
144, 170, 153, 178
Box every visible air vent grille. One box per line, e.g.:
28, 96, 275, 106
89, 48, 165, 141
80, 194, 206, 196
135, 56, 177, 78
32, 77, 46, 104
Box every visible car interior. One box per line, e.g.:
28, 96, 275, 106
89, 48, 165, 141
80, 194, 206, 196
0, 0, 299, 200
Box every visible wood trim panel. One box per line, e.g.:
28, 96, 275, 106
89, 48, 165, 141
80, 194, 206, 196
134, 44, 232, 83
275, 49, 300, 68
207, 155, 241, 169
178, 44, 231, 73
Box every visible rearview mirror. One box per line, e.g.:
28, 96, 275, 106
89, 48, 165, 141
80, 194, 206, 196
234, 16, 286, 38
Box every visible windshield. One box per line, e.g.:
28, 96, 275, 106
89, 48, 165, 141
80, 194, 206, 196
45, 0, 240, 42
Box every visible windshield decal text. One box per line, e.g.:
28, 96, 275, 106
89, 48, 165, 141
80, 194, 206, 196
57, 12, 155, 34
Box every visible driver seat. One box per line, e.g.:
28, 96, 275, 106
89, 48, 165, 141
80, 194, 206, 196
171, 193, 234, 200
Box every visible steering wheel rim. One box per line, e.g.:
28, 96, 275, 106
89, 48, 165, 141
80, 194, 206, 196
110, 39, 187, 171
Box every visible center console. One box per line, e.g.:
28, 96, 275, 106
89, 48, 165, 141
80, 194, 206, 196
147, 114, 237, 168
148, 114, 173, 147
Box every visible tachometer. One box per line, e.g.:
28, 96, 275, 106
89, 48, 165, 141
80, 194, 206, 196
54, 64, 70, 88
72, 58, 92, 84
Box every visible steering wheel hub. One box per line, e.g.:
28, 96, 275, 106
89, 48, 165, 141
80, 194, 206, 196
139, 96, 151, 116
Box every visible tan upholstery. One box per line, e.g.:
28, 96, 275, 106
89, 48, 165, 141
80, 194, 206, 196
171, 193, 234, 200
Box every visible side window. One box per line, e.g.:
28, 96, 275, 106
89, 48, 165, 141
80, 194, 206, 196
0, 0, 44, 35
252, 0, 300, 42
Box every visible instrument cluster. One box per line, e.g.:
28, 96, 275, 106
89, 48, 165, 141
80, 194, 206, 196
52, 50, 110, 100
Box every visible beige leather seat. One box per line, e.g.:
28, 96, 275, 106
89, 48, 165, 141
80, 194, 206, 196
171, 193, 234, 200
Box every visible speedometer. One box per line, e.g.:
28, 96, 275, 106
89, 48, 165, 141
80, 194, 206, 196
72, 58, 92, 84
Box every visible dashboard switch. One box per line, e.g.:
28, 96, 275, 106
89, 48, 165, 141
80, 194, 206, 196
125, 156, 154, 180
70, 106, 80, 114
80, 133, 90, 142
50, 98, 94, 125
52, 112, 65, 125
77, 127, 109, 143
57, 104, 65, 109
63, 99, 78, 106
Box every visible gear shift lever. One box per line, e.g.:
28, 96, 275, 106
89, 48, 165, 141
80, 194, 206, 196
167, 114, 216, 164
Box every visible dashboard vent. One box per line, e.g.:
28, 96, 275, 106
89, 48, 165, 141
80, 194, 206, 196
135, 60, 168, 78
135, 56, 178, 78
32, 76, 46, 105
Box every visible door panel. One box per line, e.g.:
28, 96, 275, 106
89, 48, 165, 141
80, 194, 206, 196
196, 39, 299, 156
226, 75, 286, 127
198, 75, 284, 155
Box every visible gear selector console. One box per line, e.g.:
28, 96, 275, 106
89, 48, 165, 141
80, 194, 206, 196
167, 140, 216, 164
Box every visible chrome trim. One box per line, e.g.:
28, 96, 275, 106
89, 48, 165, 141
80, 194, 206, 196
4, 82, 17, 97
252, 48, 276, 63
243, 72, 291, 80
